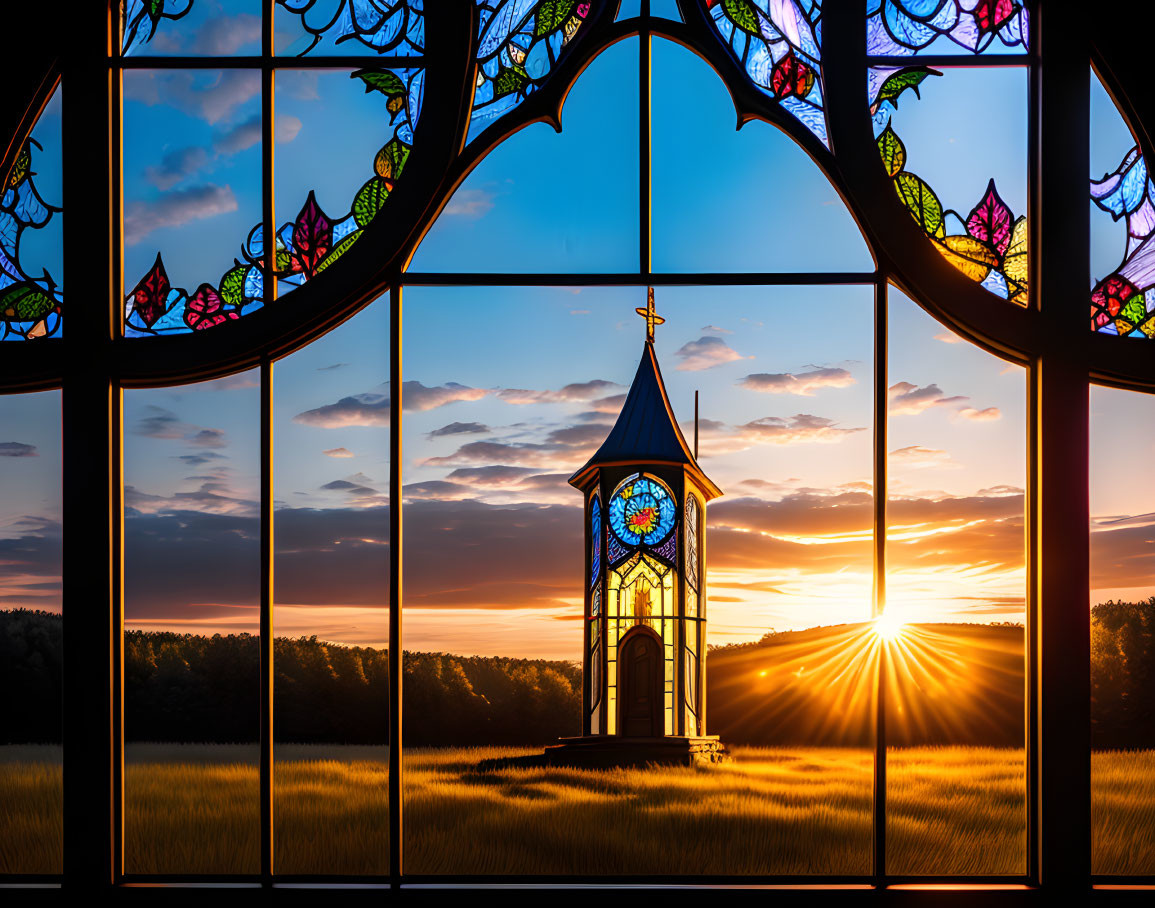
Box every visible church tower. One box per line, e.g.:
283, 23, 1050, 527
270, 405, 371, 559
553, 291, 728, 766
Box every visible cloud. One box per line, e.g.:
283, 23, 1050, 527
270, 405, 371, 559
144, 145, 211, 190
739, 367, 855, 396
317, 363, 348, 372
294, 393, 387, 427
0, 442, 37, 457
494, 379, 620, 406
277, 115, 303, 144
429, 421, 490, 438
701, 324, 732, 334
132, 406, 228, 449
889, 445, 957, 469
321, 479, 377, 495
323, 447, 355, 458
124, 70, 261, 125
445, 466, 536, 486
696, 414, 865, 455
123, 184, 238, 245
957, 406, 1002, 422
934, 331, 962, 344
175, 452, 227, 467
213, 114, 262, 155
887, 381, 968, 415
443, 188, 496, 218
189, 13, 262, 55
673, 335, 747, 371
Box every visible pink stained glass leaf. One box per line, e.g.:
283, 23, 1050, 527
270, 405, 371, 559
292, 191, 334, 278
184, 284, 239, 331
966, 179, 1014, 257
130, 253, 172, 329
770, 48, 815, 101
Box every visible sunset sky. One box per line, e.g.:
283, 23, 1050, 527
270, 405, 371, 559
1, 35, 1153, 660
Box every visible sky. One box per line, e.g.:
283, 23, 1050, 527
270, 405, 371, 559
1, 30, 1153, 661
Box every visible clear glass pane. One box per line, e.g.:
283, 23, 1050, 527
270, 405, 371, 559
885, 287, 1027, 875
274, 67, 423, 298
0, 390, 62, 874
123, 373, 261, 874
1090, 384, 1155, 875
273, 297, 390, 876
123, 0, 263, 57
409, 39, 639, 274
402, 284, 874, 875
122, 69, 264, 336
1089, 68, 1155, 338
869, 66, 1028, 304
3, 85, 63, 341
652, 39, 872, 274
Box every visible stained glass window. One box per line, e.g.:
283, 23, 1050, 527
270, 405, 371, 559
2, 85, 62, 341
121, 15, 425, 337
685, 494, 699, 591
275, 0, 425, 57
1090, 71, 1155, 338
590, 491, 601, 586
608, 474, 677, 548
706, 0, 828, 146
869, 66, 1028, 304
865, 0, 1028, 56
469, 1, 592, 144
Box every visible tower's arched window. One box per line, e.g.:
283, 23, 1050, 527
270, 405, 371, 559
2, 0, 1154, 894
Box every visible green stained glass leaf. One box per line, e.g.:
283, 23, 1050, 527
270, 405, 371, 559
376, 139, 410, 181
276, 249, 293, 272
219, 263, 248, 307
1122, 294, 1147, 324
8, 144, 30, 188
723, 0, 761, 34
148, 0, 164, 17
535, 0, 576, 36
352, 70, 406, 99
877, 67, 942, 108
878, 125, 906, 177
0, 282, 55, 322
494, 64, 529, 99
895, 172, 945, 238
353, 177, 391, 227
315, 230, 363, 275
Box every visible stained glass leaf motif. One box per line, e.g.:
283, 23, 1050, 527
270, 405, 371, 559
2, 136, 63, 341
1090, 146, 1155, 337
470, 0, 591, 141
870, 67, 1027, 304
122, 0, 194, 54
866, 0, 1028, 56
125, 67, 422, 335
277, 0, 425, 56
706, 0, 830, 147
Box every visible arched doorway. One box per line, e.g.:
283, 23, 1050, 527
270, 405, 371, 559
618, 627, 663, 738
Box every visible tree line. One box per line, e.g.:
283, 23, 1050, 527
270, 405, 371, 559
3, 602, 1154, 747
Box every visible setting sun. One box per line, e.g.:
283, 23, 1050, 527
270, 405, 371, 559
873, 612, 907, 643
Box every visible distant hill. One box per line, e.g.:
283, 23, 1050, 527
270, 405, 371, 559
3, 602, 1153, 747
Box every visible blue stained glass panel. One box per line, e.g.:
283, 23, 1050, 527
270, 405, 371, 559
608, 476, 676, 547
865, 0, 1028, 57
707, 0, 829, 147
275, 0, 425, 57
590, 495, 601, 586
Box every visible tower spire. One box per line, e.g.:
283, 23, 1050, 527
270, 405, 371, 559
635, 287, 665, 344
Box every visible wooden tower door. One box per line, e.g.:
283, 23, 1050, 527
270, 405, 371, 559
619, 629, 662, 737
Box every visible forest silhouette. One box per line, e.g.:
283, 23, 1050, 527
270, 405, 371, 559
2, 601, 1153, 748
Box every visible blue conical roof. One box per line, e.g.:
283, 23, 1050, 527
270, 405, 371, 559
569, 343, 720, 498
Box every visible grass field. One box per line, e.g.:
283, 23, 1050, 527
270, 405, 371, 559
2, 745, 1154, 877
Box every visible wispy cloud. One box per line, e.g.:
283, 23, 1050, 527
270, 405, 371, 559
123, 184, 238, 245
0, 442, 37, 457
739, 367, 855, 396
674, 335, 747, 371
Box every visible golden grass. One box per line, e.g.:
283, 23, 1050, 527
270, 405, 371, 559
2, 745, 1154, 877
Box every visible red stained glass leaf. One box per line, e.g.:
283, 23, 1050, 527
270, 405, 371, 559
184, 283, 239, 331
974, 0, 1018, 36
770, 50, 815, 101
293, 191, 334, 278
130, 253, 172, 328
1092, 274, 1138, 319
966, 180, 1014, 257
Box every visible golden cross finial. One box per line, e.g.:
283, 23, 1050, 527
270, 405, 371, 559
635, 287, 665, 344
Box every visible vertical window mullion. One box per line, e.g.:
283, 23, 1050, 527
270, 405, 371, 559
389, 283, 403, 886
259, 1, 276, 885
873, 276, 888, 884
640, 7, 651, 278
